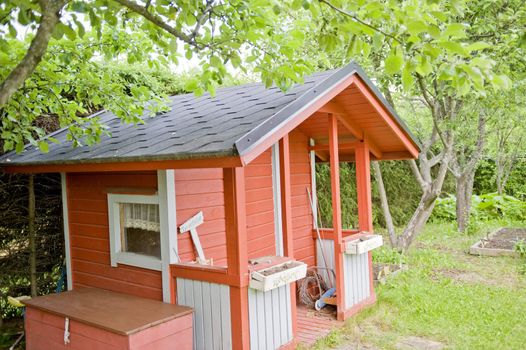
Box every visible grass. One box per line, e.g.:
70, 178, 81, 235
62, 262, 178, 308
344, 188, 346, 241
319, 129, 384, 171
312, 220, 526, 350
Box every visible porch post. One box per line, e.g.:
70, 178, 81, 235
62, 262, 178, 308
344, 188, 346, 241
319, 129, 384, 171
355, 142, 375, 300
355, 143, 373, 231
279, 135, 298, 337
224, 167, 250, 350
328, 113, 346, 320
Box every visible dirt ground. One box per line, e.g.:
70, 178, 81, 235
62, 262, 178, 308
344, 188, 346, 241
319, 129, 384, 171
481, 227, 526, 250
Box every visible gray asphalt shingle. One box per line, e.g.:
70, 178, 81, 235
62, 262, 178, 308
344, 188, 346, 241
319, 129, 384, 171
0, 70, 332, 166
0, 62, 419, 167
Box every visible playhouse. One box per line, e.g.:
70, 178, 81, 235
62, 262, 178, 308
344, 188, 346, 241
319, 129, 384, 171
1, 62, 420, 350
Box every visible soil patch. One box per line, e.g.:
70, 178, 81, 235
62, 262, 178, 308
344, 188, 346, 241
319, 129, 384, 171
480, 228, 526, 250
396, 336, 444, 350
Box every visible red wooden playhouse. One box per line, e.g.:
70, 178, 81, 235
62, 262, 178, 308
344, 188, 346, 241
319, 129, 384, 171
1, 62, 419, 349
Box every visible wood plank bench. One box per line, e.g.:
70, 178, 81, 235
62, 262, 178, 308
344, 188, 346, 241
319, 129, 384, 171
23, 288, 193, 350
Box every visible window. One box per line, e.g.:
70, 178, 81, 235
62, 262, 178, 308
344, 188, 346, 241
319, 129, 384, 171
108, 194, 162, 270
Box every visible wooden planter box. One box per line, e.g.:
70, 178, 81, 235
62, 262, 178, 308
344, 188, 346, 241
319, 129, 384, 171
344, 233, 383, 255
249, 257, 307, 292
23, 288, 193, 350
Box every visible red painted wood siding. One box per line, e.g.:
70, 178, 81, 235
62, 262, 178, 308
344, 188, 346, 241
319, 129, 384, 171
67, 172, 163, 301
175, 168, 227, 266
245, 149, 276, 259
289, 130, 315, 266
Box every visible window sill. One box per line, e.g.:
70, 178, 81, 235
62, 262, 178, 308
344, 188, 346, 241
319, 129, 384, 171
112, 252, 162, 271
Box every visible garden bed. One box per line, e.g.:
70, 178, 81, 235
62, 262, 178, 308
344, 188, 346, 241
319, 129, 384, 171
469, 227, 526, 257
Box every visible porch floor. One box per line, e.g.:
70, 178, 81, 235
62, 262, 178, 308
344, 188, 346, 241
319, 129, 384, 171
296, 304, 343, 346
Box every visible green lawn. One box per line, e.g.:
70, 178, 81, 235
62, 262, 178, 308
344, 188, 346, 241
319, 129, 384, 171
314, 220, 526, 350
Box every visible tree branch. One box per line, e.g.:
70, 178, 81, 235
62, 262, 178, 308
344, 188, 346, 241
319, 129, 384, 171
0, 0, 68, 107
409, 159, 427, 191
113, 0, 205, 49
318, 0, 403, 45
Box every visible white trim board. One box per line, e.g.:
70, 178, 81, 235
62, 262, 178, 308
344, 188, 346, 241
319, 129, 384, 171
310, 138, 318, 229
271, 143, 284, 257
60, 173, 73, 291
158, 169, 178, 303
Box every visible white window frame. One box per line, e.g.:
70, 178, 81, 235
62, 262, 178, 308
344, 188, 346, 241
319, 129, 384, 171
107, 193, 163, 271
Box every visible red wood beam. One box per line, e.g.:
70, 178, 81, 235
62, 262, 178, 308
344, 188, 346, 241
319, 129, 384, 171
354, 143, 376, 303
279, 135, 298, 337
319, 102, 383, 159
352, 78, 420, 158
3, 156, 243, 174
223, 167, 250, 350
355, 143, 373, 232
328, 113, 346, 320
308, 141, 361, 152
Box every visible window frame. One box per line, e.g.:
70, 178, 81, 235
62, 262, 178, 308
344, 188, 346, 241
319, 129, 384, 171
107, 193, 162, 271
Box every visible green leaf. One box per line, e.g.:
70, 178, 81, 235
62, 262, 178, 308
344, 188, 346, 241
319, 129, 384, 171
415, 56, 432, 76
38, 142, 49, 153
492, 74, 512, 90
15, 142, 24, 154
443, 23, 467, 38
385, 50, 403, 75
438, 41, 467, 56
470, 57, 493, 70
402, 65, 414, 91
466, 41, 490, 52
0, 52, 9, 65
406, 20, 427, 35
210, 55, 222, 68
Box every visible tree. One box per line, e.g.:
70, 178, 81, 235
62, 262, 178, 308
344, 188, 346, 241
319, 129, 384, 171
487, 83, 526, 195
301, 0, 523, 248
1, 0, 312, 151
449, 106, 486, 232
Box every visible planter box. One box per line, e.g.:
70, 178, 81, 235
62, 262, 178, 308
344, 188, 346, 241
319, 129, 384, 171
249, 259, 307, 292
345, 234, 383, 255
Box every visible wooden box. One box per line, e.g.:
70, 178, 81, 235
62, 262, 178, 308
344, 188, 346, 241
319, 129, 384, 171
24, 288, 193, 350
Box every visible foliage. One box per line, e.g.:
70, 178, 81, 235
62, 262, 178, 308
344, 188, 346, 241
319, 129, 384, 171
432, 193, 526, 223
317, 221, 526, 350
0, 173, 63, 321
316, 160, 456, 229
1, 0, 315, 151
515, 240, 526, 274
474, 159, 526, 200
372, 246, 406, 266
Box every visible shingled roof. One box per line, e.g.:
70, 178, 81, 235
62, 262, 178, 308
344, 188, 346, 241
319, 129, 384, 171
0, 62, 418, 168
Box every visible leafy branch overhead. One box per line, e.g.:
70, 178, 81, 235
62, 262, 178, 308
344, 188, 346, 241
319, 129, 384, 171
0, 0, 524, 154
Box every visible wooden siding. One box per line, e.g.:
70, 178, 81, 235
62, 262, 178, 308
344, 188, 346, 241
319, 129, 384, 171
343, 252, 371, 309
289, 130, 315, 265
176, 278, 232, 350
67, 172, 163, 300
248, 285, 292, 350
175, 168, 227, 266
245, 149, 276, 259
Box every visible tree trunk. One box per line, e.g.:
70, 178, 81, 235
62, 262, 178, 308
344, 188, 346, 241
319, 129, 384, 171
396, 192, 437, 251
455, 175, 470, 232
28, 174, 37, 297
372, 161, 397, 246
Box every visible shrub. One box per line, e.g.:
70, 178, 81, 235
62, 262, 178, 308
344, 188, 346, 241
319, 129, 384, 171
432, 192, 526, 223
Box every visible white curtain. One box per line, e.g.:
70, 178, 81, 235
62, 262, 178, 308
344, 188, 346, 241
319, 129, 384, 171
121, 203, 160, 232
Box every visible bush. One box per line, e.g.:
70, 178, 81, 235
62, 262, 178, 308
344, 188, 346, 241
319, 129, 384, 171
432, 192, 526, 223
